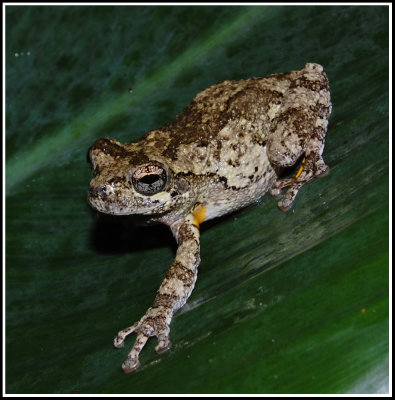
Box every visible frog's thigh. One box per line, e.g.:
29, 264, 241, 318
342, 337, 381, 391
267, 65, 331, 211
267, 69, 330, 176
266, 106, 309, 169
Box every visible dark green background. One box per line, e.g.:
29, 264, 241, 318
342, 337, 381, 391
6, 5, 389, 394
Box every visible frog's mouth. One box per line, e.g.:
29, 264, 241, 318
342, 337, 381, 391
87, 184, 174, 217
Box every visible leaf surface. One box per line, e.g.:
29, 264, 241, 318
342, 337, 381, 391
6, 5, 389, 394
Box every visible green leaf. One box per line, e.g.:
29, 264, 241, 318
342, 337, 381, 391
6, 5, 389, 394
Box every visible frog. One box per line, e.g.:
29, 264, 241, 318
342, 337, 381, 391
88, 62, 332, 373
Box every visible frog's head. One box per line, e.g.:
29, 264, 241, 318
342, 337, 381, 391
88, 137, 191, 217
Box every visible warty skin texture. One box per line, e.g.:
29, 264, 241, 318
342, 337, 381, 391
88, 62, 331, 373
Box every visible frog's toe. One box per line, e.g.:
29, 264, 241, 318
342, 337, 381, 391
155, 338, 172, 354
315, 163, 330, 178
120, 332, 149, 374
270, 187, 281, 197
122, 357, 141, 374
277, 198, 293, 212
113, 339, 124, 349
113, 322, 139, 349
277, 182, 304, 212
270, 176, 304, 211
270, 178, 293, 195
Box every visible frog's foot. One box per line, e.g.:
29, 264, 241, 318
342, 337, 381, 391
113, 307, 172, 374
270, 156, 329, 211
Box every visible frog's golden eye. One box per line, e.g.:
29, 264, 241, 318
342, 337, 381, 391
131, 164, 167, 195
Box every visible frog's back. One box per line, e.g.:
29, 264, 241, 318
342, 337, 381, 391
137, 75, 294, 219
144, 72, 294, 176
130, 72, 300, 219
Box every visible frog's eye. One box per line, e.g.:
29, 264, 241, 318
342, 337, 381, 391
131, 164, 167, 195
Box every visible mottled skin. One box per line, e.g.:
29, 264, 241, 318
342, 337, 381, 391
88, 63, 331, 373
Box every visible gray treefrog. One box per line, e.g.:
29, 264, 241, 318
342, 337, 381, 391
88, 63, 331, 373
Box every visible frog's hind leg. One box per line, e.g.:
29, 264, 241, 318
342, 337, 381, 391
267, 63, 331, 211
270, 147, 329, 211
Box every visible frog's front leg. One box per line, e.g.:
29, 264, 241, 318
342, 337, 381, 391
113, 212, 201, 374
267, 63, 332, 211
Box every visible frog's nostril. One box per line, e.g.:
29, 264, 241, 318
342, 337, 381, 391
90, 185, 107, 198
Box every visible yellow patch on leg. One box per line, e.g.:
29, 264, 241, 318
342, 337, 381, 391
295, 157, 306, 179
192, 204, 207, 228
